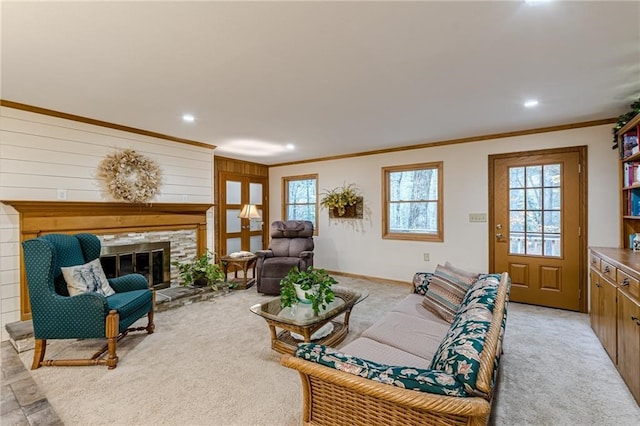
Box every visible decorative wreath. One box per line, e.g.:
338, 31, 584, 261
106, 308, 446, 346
97, 148, 162, 203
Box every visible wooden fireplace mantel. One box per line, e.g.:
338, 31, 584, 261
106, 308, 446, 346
2, 200, 214, 320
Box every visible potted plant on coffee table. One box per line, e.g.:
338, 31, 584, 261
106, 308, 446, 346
172, 250, 226, 290
280, 267, 337, 316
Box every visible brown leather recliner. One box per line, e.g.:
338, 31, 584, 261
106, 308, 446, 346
255, 220, 314, 295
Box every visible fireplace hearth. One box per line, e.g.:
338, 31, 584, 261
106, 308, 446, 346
100, 242, 171, 289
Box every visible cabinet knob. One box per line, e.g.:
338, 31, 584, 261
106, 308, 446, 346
603, 266, 610, 273
632, 316, 640, 326
595, 282, 601, 288
622, 278, 630, 286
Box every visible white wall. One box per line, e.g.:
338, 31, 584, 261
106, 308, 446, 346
269, 124, 620, 281
0, 106, 215, 341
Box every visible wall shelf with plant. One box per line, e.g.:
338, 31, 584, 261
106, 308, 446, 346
320, 183, 363, 219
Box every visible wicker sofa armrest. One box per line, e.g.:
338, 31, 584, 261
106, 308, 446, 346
280, 353, 492, 426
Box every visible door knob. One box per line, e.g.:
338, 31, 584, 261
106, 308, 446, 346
496, 233, 503, 239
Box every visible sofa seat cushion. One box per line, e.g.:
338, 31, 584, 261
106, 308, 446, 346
107, 289, 153, 332
361, 310, 450, 361
390, 294, 442, 321
261, 257, 303, 277
340, 337, 431, 369
428, 274, 501, 396
295, 343, 467, 397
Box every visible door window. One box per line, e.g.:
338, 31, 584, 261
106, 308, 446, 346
509, 164, 561, 257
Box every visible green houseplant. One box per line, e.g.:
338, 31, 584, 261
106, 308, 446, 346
320, 183, 360, 217
172, 250, 226, 290
280, 267, 337, 316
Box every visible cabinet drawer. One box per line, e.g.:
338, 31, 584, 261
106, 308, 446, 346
590, 254, 601, 270
600, 260, 617, 281
617, 270, 640, 299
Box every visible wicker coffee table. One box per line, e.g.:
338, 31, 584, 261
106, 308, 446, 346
250, 287, 367, 354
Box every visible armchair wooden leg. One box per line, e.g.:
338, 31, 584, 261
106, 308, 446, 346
105, 310, 119, 369
32, 339, 46, 370
146, 311, 155, 334
146, 288, 156, 334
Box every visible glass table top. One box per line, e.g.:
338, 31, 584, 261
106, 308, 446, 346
250, 286, 368, 327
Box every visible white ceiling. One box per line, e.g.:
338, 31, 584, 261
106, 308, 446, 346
1, 1, 639, 165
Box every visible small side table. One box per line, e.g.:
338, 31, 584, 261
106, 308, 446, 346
220, 254, 257, 290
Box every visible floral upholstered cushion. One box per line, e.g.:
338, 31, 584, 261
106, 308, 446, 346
421, 264, 477, 323
428, 274, 501, 396
412, 272, 433, 295
61, 258, 115, 297
295, 343, 467, 397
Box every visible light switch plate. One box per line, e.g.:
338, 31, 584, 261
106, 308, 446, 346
469, 213, 487, 223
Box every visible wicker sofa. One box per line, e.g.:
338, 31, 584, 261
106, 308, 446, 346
281, 269, 510, 426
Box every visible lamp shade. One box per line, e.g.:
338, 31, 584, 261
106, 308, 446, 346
238, 204, 261, 220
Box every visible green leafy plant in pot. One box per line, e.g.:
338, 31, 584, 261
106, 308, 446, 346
172, 250, 226, 290
280, 267, 337, 316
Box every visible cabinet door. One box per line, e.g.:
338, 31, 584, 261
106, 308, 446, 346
617, 291, 640, 404
600, 276, 618, 363
590, 269, 602, 336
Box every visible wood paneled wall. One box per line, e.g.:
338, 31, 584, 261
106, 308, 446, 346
0, 105, 215, 340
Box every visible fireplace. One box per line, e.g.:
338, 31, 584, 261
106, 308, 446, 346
100, 241, 171, 289
3, 200, 212, 320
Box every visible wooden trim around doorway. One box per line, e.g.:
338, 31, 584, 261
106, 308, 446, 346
488, 146, 588, 313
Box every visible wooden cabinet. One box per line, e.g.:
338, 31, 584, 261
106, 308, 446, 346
589, 267, 618, 362
618, 113, 640, 248
617, 291, 640, 403
589, 247, 640, 404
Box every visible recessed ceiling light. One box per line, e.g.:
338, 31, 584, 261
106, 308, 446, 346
524, 100, 539, 108
182, 114, 195, 123
285, 144, 295, 150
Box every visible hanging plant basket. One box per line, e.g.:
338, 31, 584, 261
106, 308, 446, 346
320, 183, 363, 219
329, 196, 363, 219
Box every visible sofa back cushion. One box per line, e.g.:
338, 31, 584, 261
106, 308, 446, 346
412, 272, 432, 295
428, 274, 505, 397
421, 264, 479, 323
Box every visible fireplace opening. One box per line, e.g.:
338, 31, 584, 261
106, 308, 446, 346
100, 241, 171, 289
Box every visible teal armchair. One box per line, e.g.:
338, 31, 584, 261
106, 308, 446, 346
22, 233, 155, 369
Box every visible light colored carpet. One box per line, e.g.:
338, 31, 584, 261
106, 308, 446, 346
19, 277, 640, 426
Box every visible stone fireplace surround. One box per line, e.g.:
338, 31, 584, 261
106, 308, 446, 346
2, 200, 213, 321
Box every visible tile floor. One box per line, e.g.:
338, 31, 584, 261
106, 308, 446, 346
1, 341, 62, 426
